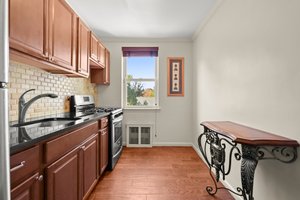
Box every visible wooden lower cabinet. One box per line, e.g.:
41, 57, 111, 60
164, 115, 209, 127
11, 173, 41, 200
100, 127, 108, 175
10, 121, 106, 200
10, 145, 41, 200
46, 148, 81, 200
82, 135, 98, 199
45, 134, 98, 200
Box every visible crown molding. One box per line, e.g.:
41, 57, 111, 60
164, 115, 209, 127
100, 37, 193, 43
192, 0, 224, 41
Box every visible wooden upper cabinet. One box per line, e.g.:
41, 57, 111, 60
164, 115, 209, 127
90, 33, 99, 64
77, 19, 90, 77
90, 32, 105, 68
104, 49, 110, 84
9, 0, 111, 80
98, 42, 106, 67
48, 0, 77, 71
90, 49, 110, 85
9, 0, 48, 60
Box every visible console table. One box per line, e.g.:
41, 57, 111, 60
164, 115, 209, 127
198, 121, 299, 200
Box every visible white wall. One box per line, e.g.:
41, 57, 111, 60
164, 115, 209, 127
193, 0, 300, 200
98, 40, 193, 146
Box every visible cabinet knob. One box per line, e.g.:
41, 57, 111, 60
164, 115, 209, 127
36, 175, 43, 181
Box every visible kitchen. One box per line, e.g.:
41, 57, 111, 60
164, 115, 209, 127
1, 0, 300, 200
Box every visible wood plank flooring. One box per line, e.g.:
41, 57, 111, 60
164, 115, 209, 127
88, 147, 234, 200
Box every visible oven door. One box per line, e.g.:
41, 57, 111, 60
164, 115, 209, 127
112, 115, 123, 156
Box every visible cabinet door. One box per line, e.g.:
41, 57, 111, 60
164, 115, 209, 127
103, 49, 110, 84
49, 0, 77, 71
11, 173, 41, 200
90, 33, 99, 63
46, 148, 80, 200
77, 19, 90, 77
82, 134, 98, 199
90, 50, 110, 84
98, 42, 105, 67
100, 127, 108, 175
9, 0, 48, 59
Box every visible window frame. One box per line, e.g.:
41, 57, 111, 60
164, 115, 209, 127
122, 56, 159, 109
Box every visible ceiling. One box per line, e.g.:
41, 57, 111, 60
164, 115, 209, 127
67, 0, 218, 40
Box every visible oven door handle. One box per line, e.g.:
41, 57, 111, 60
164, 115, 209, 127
113, 145, 123, 159
112, 116, 123, 123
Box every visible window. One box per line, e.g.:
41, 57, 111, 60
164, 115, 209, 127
122, 47, 159, 108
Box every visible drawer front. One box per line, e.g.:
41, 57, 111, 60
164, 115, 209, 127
10, 145, 40, 186
100, 117, 108, 129
44, 122, 98, 164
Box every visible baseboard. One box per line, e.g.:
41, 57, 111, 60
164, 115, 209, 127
192, 144, 242, 200
153, 142, 193, 146
122, 142, 193, 147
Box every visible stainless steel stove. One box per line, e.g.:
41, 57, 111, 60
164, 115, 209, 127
70, 95, 123, 170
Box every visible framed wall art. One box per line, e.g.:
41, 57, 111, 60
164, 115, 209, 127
167, 57, 184, 96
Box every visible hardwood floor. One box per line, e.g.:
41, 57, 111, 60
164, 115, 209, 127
88, 147, 234, 200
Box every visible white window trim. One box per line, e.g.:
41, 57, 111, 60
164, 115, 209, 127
122, 57, 159, 109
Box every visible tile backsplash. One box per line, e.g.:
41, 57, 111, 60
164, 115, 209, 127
9, 61, 98, 122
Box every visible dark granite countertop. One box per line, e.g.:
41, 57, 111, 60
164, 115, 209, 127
9, 112, 110, 155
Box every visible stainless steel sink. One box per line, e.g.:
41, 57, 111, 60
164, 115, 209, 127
12, 117, 81, 128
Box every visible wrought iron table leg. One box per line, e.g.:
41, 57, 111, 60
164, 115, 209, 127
241, 145, 258, 200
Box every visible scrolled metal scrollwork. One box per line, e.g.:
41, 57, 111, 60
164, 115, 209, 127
256, 146, 297, 163
198, 128, 244, 197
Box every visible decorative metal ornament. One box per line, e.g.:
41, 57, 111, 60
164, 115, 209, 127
198, 127, 298, 200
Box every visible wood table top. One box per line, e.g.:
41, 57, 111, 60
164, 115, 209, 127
201, 121, 299, 146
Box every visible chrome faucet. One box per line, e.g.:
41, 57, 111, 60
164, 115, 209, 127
18, 89, 58, 142
18, 89, 58, 124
